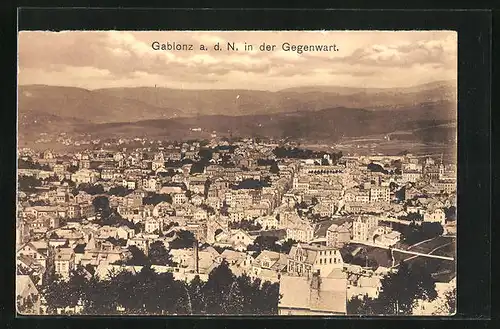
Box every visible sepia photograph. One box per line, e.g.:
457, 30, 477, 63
16, 30, 457, 316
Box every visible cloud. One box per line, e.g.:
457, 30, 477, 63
17, 31, 457, 90
343, 35, 457, 69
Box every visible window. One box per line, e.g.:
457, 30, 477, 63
329, 258, 332, 264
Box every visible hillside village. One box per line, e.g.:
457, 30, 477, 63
16, 137, 457, 315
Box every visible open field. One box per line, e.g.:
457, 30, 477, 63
408, 236, 456, 258
404, 256, 456, 283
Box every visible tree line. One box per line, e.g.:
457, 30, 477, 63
41, 260, 280, 315
390, 222, 444, 245
347, 261, 452, 315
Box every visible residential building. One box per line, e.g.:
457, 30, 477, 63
54, 248, 76, 281
287, 243, 344, 278
423, 208, 446, 226
352, 216, 379, 242
326, 222, 351, 248
251, 250, 288, 283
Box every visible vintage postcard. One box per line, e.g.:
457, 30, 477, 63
16, 30, 457, 316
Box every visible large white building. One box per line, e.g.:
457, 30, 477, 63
352, 216, 379, 242
369, 186, 390, 203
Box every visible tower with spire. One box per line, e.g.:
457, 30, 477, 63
439, 153, 445, 179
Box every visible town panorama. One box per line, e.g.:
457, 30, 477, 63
16, 31, 457, 316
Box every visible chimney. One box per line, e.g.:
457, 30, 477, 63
310, 270, 321, 290
193, 240, 199, 274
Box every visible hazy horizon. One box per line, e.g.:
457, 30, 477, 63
18, 31, 457, 91
18, 79, 457, 92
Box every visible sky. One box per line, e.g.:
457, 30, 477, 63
18, 31, 457, 91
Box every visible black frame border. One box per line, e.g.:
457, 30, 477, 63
1, 7, 492, 329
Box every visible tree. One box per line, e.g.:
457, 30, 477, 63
67, 165, 79, 173
92, 196, 111, 219
203, 260, 235, 314
212, 245, 236, 254
367, 163, 389, 174
148, 241, 175, 266
187, 275, 207, 314
108, 270, 139, 314
257, 159, 275, 166
370, 261, 437, 315
134, 222, 144, 234
269, 161, 280, 174
255, 280, 280, 314
233, 179, 270, 190
204, 180, 211, 198
108, 186, 132, 197
77, 183, 105, 195
41, 269, 73, 313
395, 186, 405, 201
18, 157, 51, 170
389, 182, 399, 191
198, 148, 213, 161
331, 151, 343, 164
39, 256, 282, 315
129, 265, 158, 314
48, 232, 60, 239
163, 221, 179, 232
401, 222, 443, 245
119, 245, 150, 266
278, 239, 298, 254
96, 210, 134, 229
443, 287, 456, 314
18, 176, 43, 192
30, 199, 49, 206
60, 178, 76, 187
106, 237, 127, 247
347, 295, 381, 315
228, 219, 262, 231
391, 159, 402, 169
143, 193, 172, 205
17, 293, 38, 314
225, 280, 245, 314
405, 212, 423, 221
444, 206, 456, 221
421, 222, 444, 238
190, 161, 206, 174
169, 230, 197, 249
247, 235, 280, 255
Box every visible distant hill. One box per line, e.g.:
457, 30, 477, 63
94, 80, 457, 116
72, 101, 456, 144
279, 80, 456, 95
18, 85, 183, 124
17, 81, 457, 146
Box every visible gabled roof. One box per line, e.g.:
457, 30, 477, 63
73, 243, 86, 254
220, 249, 245, 261
254, 250, 286, 265
201, 246, 220, 257
17, 242, 46, 258
17, 254, 40, 268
